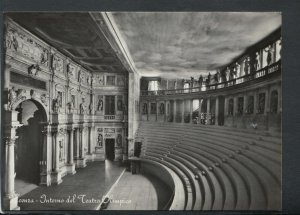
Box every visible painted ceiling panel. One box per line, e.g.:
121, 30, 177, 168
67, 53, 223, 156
112, 12, 281, 78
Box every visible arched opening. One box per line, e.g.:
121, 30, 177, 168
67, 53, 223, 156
14, 99, 47, 196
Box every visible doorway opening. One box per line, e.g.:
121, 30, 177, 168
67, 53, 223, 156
14, 99, 47, 196
105, 139, 115, 161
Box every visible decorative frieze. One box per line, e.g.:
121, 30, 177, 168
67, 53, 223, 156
5, 25, 50, 67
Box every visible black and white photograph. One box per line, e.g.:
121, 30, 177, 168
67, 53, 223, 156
2, 11, 282, 211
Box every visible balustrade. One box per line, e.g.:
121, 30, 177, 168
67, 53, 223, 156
141, 60, 281, 97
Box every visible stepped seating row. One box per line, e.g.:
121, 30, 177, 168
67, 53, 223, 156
137, 122, 281, 210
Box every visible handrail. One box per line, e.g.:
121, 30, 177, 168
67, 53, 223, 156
141, 60, 281, 96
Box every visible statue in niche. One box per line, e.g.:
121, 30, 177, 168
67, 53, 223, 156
40, 49, 48, 65
87, 75, 91, 85
6, 29, 19, 51
40, 94, 48, 106
97, 134, 103, 147
117, 99, 123, 111
52, 96, 60, 113
79, 71, 85, 83
59, 140, 64, 161
97, 75, 104, 85
8, 87, 17, 103
160, 103, 165, 115
67, 64, 75, 79
123, 103, 127, 114
52, 55, 63, 73
97, 96, 103, 111
28, 64, 40, 76
116, 134, 122, 148
117, 76, 125, 86
79, 98, 86, 114
89, 102, 93, 114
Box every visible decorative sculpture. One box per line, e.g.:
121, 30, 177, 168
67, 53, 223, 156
28, 64, 40, 76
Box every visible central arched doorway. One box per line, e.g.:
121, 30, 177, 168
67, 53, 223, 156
14, 99, 47, 196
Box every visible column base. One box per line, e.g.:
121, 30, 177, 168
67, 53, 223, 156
75, 158, 87, 168
39, 171, 51, 186
66, 163, 76, 175
86, 153, 96, 162
3, 193, 20, 211
94, 152, 105, 161
51, 171, 63, 185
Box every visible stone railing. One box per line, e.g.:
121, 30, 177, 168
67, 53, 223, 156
141, 60, 281, 97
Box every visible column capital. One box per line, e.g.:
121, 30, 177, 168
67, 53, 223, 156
3, 137, 17, 146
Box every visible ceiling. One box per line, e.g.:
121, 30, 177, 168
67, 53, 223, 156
7, 12, 127, 74
111, 12, 281, 78
7, 12, 281, 78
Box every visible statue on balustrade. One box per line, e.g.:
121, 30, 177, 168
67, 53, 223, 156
244, 57, 250, 75
253, 52, 260, 71
233, 62, 240, 78
264, 45, 274, 65
190, 76, 194, 88
206, 73, 211, 85
198, 75, 203, 86
225, 67, 230, 81
220, 70, 226, 83
214, 72, 219, 83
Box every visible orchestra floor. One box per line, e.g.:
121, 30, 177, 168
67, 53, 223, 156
18, 161, 125, 210
17, 160, 160, 211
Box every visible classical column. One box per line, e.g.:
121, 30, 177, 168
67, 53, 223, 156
181, 100, 185, 123
86, 126, 95, 162
277, 85, 282, 113
215, 97, 219, 125
243, 95, 247, 114
74, 128, 79, 163
265, 87, 271, 115
198, 98, 202, 124
147, 101, 150, 121
164, 100, 167, 122
206, 98, 211, 125
51, 130, 62, 185
253, 90, 258, 114
77, 127, 87, 168
173, 100, 177, 123
190, 99, 193, 123
66, 128, 76, 174
3, 110, 22, 210
156, 101, 159, 121
40, 125, 52, 186
233, 96, 238, 116
224, 97, 228, 116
